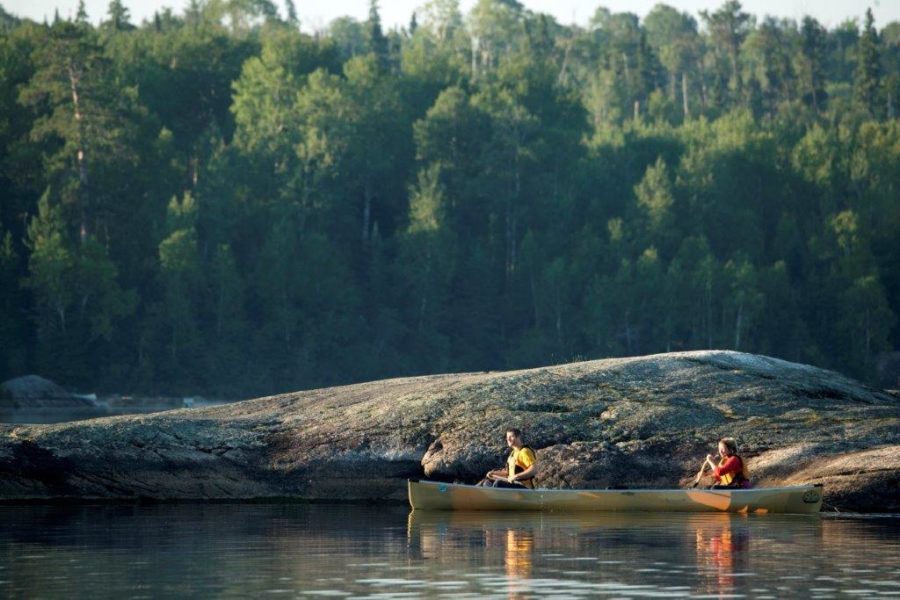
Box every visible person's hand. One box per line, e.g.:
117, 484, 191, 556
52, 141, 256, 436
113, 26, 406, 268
507, 475, 515, 483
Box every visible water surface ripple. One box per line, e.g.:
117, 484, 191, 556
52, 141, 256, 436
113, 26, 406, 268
0, 504, 897, 598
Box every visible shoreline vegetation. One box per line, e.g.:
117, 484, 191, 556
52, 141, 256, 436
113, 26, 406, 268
0, 374, 236, 424
1, 351, 897, 512
0, 1, 898, 401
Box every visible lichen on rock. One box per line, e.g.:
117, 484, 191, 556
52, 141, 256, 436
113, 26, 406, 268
0, 351, 897, 511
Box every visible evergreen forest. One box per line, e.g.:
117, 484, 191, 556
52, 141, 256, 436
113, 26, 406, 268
0, 0, 898, 396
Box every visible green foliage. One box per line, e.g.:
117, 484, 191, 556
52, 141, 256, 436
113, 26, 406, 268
0, 1, 896, 394
104, 0, 132, 31
24, 192, 134, 384
0, 223, 26, 378
366, 0, 389, 69
700, 0, 754, 100
634, 157, 675, 236
854, 9, 883, 117
799, 16, 828, 112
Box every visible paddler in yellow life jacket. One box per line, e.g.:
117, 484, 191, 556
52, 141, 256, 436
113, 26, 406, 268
478, 428, 538, 489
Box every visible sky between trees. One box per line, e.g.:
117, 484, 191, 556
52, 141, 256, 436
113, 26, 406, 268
7, 0, 900, 32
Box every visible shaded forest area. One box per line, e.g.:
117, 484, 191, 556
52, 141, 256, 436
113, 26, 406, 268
0, 0, 898, 396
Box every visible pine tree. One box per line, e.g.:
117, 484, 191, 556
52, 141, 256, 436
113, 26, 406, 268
700, 0, 754, 103
285, 0, 298, 25
367, 0, 389, 69
854, 8, 882, 117
800, 17, 827, 113
104, 0, 131, 30
75, 0, 89, 24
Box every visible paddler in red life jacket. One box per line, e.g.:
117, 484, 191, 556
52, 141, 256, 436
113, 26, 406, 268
702, 437, 751, 489
478, 428, 538, 489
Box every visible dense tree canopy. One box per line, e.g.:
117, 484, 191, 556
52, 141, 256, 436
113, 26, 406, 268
0, 1, 897, 395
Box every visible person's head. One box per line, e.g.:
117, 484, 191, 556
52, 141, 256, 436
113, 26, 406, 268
506, 427, 524, 448
718, 437, 738, 457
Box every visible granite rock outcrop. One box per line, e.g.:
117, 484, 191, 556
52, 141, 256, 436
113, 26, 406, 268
1, 351, 897, 511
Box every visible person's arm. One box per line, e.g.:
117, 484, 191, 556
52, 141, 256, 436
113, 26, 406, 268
486, 468, 509, 480
509, 462, 538, 483
713, 456, 741, 478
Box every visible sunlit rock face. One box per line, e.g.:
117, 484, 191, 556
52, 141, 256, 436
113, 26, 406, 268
1, 351, 897, 511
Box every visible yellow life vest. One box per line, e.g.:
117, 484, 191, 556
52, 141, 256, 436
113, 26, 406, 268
507, 446, 536, 489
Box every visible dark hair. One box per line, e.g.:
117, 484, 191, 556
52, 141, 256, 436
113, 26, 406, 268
718, 437, 738, 455
506, 427, 523, 439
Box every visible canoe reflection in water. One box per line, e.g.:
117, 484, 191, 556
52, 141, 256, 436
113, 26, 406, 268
406, 510, 812, 597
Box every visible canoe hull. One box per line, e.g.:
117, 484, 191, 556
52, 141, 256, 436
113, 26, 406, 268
408, 480, 823, 514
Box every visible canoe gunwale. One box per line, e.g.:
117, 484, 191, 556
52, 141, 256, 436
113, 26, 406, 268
408, 479, 824, 514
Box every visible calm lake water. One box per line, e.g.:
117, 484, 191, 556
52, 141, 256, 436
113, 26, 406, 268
0, 503, 898, 598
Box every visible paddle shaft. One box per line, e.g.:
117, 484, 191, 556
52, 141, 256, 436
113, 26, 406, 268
692, 454, 720, 486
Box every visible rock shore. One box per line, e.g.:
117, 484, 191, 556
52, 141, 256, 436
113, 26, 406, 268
0, 375, 95, 409
1, 351, 897, 511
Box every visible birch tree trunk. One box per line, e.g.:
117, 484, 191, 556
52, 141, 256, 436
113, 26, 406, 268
67, 61, 89, 244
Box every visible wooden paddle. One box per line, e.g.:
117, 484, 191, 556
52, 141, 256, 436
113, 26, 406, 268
691, 454, 719, 488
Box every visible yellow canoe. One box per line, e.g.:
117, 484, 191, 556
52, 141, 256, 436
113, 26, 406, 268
408, 479, 824, 514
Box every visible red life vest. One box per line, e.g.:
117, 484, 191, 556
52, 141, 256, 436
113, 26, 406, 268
716, 455, 751, 487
